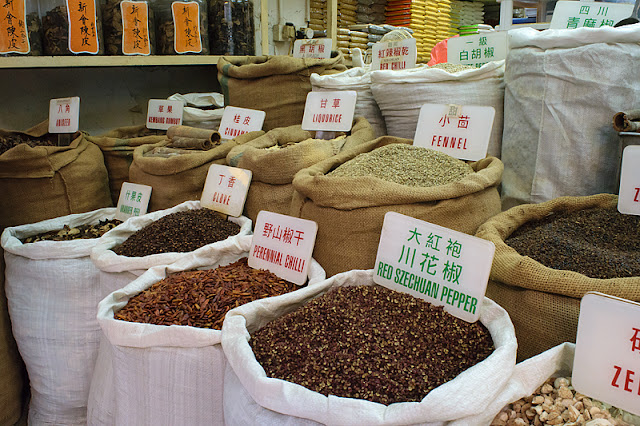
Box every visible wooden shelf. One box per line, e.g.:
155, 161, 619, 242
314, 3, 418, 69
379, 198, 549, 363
0, 55, 229, 69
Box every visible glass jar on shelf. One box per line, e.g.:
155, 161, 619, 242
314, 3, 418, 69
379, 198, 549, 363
102, 0, 156, 55
41, 0, 104, 55
0, 0, 43, 56
208, 0, 255, 56
154, 0, 209, 55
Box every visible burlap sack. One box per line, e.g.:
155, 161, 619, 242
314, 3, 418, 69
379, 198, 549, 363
128, 132, 263, 212
291, 136, 503, 276
0, 127, 112, 231
475, 193, 640, 362
86, 125, 166, 205
226, 116, 375, 222
217, 53, 347, 131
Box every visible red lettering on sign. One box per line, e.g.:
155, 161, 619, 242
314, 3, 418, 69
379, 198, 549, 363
611, 365, 622, 388
634, 188, 640, 202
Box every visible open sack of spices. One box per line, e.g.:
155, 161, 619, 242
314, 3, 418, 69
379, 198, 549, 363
221, 269, 517, 425
225, 116, 375, 222
0, 123, 112, 230
475, 193, 640, 362
370, 61, 505, 158
1, 208, 120, 425
90, 200, 252, 297
217, 53, 347, 131
89, 236, 325, 425
129, 128, 262, 211
291, 137, 503, 276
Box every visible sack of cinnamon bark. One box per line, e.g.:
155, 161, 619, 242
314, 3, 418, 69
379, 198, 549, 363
226, 116, 375, 222
217, 53, 347, 131
475, 193, 640, 362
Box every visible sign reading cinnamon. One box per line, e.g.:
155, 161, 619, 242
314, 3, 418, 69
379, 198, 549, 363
121, 1, 151, 55
66, 0, 100, 54
0, 0, 29, 54
171, 1, 202, 54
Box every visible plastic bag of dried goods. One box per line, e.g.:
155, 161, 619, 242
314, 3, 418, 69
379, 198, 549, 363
311, 68, 387, 138
167, 92, 225, 130
370, 60, 505, 158
91, 200, 252, 298
1, 207, 117, 425
90, 236, 325, 425
221, 269, 517, 425
226, 117, 375, 222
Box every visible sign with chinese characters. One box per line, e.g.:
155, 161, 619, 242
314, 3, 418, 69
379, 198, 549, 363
249, 211, 318, 285
371, 38, 417, 71
550, 1, 633, 29
447, 32, 507, 69
66, 0, 100, 54
301, 90, 357, 132
293, 38, 332, 59
200, 164, 252, 217
146, 99, 184, 130
413, 103, 495, 161
573, 292, 640, 416
617, 145, 640, 216
48, 97, 80, 133
171, 1, 202, 53
218, 106, 266, 140
121, 1, 151, 55
373, 212, 495, 323
115, 182, 152, 221
0, 0, 29, 54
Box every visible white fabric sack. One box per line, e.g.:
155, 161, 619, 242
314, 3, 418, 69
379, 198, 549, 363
94, 235, 325, 426
1, 207, 117, 426
501, 26, 640, 209
370, 61, 505, 158
168, 93, 225, 130
90, 200, 252, 297
221, 269, 517, 426
311, 68, 388, 138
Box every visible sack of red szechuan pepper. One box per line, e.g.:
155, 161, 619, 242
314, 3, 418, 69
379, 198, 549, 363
89, 236, 325, 426
221, 269, 517, 425
475, 193, 640, 362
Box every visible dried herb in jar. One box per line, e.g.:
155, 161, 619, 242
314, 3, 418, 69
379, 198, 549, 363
251, 285, 494, 405
208, 0, 255, 55
102, 0, 156, 55
42, 2, 104, 55
156, 0, 209, 55
115, 257, 298, 329
21, 219, 122, 243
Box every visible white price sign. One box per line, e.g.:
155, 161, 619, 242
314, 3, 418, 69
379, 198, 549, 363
550, 1, 633, 29
48, 97, 80, 133
301, 90, 357, 132
115, 182, 152, 221
373, 212, 495, 323
218, 106, 266, 140
200, 164, 252, 217
617, 145, 640, 216
573, 292, 640, 416
447, 32, 507, 68
371, 38, 417, 71
413, 103, 495, 161
293, 38, 332, 59
146, 99, 184, 130
249, 211, 318, 285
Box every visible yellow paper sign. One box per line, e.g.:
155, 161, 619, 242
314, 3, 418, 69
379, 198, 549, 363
0, 0, 29, 54
121, 1, 151, 55
66, 0, 99, 54
171, 1, 202, 54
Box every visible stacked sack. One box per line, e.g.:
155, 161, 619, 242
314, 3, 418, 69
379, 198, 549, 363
339, 0, 358, 28
371, 61, 505, 158
356, 0, 386, 24
385, 0, 428, 61
450, 1, 485, 36
309, 0, 327, 31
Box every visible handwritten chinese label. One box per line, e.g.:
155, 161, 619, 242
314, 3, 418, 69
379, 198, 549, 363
301, 90, 357, 132
171, 1, 201, 54
115, 182, 152, 221
371, 38, 417, 71
293, 38, 332, 59
218, 106, 266, 140
121, 1, 151, 55
48, 97, 80, 133
573, 292, 640, 416
146, 99, 184, 130
66, 0, 99, 54
617, 144, 640, 216
0, 0, 29, 54
200, 164, 252, 217
413, 103, 495, 161
249, 211, 318, 285
447, 32, 507, 69
550, 1, 632, 29
373, 212, 495, 322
